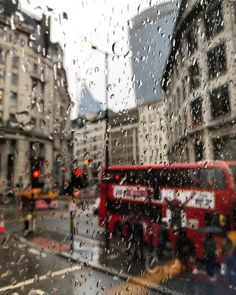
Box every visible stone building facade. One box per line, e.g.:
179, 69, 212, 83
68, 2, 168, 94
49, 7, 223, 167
162, 0, 236, 162
0, 3, 71, 190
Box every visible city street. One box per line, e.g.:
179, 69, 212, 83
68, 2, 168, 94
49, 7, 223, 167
0, 198, 235, 295
1, 199, 157, 295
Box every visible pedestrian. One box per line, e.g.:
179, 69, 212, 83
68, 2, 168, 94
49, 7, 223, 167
203, 233, 217, 280
175, 228, 196, 273
222, 233, 236, 288
226, 247, 236, 288
156, 220, 170, 260
68, 195, 77, 250
15, 176, 23, 209
132, 214, 144, 262
22, 197, 33, 236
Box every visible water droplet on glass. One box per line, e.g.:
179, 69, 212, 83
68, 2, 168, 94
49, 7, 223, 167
106, 84, 112, 92
15, 111, 29, 123
23, 120, 35, 131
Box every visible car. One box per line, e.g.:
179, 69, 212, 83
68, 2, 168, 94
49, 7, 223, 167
93, 197, 100, 215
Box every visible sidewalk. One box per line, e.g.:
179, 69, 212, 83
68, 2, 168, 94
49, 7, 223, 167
19, 229, 236, 295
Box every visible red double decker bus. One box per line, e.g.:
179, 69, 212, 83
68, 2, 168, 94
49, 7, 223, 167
99, 161, 236, 262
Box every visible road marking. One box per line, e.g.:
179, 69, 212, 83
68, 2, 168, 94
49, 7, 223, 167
74, 234, 101, 247
28, 289, 47, 295
0, 265, 81, 293
28, 248, 47, 257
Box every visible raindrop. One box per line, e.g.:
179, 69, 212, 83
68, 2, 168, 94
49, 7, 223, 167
89, 81, 95, 88
23, 120, 35, 131
15, 111, 29, 123
67, 101, 74, 115
94, 67, 99, 73
36, 101, 44, 113
106, 84, 112, 92
40, 119, 46, 129
10, 120, 20, 128
111, 42, 129, 57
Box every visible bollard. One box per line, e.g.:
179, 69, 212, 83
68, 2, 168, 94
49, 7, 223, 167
69, 197, 77, 252
0, 212, 5, 234
70, 211, 75, 251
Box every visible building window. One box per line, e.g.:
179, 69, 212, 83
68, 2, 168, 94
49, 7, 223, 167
0, 89, 3, 102
11, 73, 18, 86
12, 56, 19, 68
33, 63, 38, 74
32, 78, 37, 90
210, 84, 230, 119
0, 111, 3, 126
20, 38, 25, 46
205, 3, 224, 39
182, 78, 186, 100
189, 62, 200, 90
0, 28, 4, 38
187, 26, 197, 55
207, 43, 226, 80
13, 32, 20, 44
40, 81, 45, 96
8, 113, 17, 125
177, 88, 181, 108
183, 108, 187, 130
0, 49, 5, 64
195, 140, 204, 161
0, 69, 4, 82
9, 92, 18, 107
191, 97, 203, 128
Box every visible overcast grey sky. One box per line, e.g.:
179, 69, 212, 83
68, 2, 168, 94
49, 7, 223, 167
19, 0, 169, 118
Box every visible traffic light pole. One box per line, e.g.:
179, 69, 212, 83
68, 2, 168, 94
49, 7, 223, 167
104, 52, 110, 253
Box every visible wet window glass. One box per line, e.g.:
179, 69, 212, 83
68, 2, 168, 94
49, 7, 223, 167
2, 0, 236, 294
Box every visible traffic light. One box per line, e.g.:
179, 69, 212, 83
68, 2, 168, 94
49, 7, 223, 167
73, 168, 83, 177
33, 170, 40, 178
32, 169, 40, 188
84, 159, 92, 165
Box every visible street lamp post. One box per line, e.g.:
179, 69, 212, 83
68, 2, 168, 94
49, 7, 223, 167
88, 41, 129, 253
91, 45, 110, 252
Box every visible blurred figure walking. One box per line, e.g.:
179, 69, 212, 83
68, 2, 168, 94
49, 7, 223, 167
156, 220, 170, 259
203, 233, 217, 280
175, 228, 196, 273
132, 214, 144, 262
222, 233, 236, 288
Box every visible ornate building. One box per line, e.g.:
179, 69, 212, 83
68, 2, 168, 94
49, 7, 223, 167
0, 1, 71, 190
